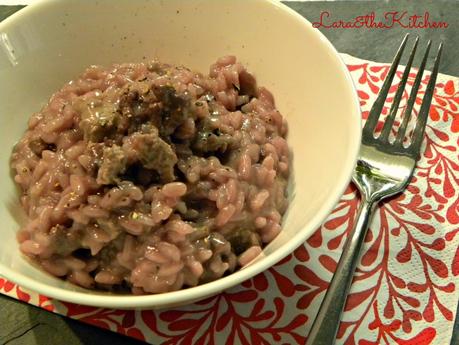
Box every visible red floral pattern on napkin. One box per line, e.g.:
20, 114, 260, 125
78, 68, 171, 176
1, 55, 458, 345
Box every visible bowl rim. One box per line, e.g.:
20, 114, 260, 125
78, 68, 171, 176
0, 0, 362, 308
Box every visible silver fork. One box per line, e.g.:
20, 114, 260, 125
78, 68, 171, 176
305, 34, 443, 345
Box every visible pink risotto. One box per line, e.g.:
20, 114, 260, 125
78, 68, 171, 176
10, 56, 290, 294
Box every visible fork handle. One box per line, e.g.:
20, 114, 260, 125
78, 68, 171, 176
305, 197, 377, 345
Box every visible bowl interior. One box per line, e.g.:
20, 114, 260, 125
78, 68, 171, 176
0, 0, 360, 308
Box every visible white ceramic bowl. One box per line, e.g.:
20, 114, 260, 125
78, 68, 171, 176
0, 0, 361, 309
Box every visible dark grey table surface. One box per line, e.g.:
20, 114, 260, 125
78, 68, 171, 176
1, 1, 458, 344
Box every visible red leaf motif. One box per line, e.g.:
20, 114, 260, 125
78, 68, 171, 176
288, 314, 309, 330
434, 162, 443, 174
318, 255, 337, 273
241, 280, 252, 288
273, 297, 286, 316
430, 106, 440, 121
216, 312, 231, 331
275, 254, 292, 266
195, 333, 212, 345
360, 230, 382, 267
442, 170, 455, 199
402, 314, 413, 333
389, 83, 399, 93
391, 227, 401, 236
294, 266, 327, 287
121, 311, 135, 328
195, 295, 219, 305
325, 214, 351, 230
451, 114, 459, 132
423, 295, 435, 322
396, 240, 412, 263
444, 80, 455, 95
407, 281, 428, 293
38, 295, 55, 312
411, 222, 436, 235
61, 303, 99, 317
344, 333, 357, 345
435, 96, 448, 107
250, 299, 265, 317
169, 318, 200, 331
226, 290, 258, 303
368, 80, 380, 94
390, 274, 406, 289
437, 282, 455, 292
16, 287, 31, 302
160, 310, 188, 322
407, 184, 420, 194
437, 299, 454, 320
369, 74, 380, 83
400, 295, 420, 308
253, 273, 269, 291
388, 319, 402, 332
406, 310, 422, 321
344, 289, 373, 311
126, 328, 145, 341
328, 234, 344, 250
430, 126, 449, 141
452, 245, 459, 276
446, 197, 459, 224
180, 334, 198, 345
367, 229, 375, 244
297, 290, 321, 310
141, 310, 157, 331
369, 65, 384, 72
270, 269, 296, 297
395, 327, 436, 345
445, 228, 459, 241
337, 321, 354, 339
293, 245, 309, 262
425, 253, 448, 278
368, 301, 382, 331
88, 319, 110, 330
254, 310, 275, 322
384, 296, 394, 318
306, 228, 322, 248
347, 64, 366, 72
427, 238, 446, 251
1, 280, 15, 292
358, 90, 369, 100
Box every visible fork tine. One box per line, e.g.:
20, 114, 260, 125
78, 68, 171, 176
395, 40, 431, 144
363, 34, 409, 135
409, 43, 443, 156
379, 37, 419, 142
